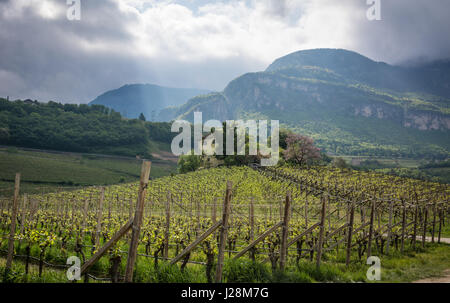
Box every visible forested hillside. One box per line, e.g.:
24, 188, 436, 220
0, 98, 174, 158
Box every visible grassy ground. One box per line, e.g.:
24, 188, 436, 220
0, 257, 70, 283
1, 239, 448, 283
378, 244, 450, 282
337, 155, 450, 183
0, 147, 177, 195
339, 156, 423, 168
441, 221, 450, 238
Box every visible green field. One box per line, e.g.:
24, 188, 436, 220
0, 147, 177, 195
339, 155, 423, 168
336, 155, 450, 184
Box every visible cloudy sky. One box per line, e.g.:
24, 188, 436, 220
0, 0, 449, 103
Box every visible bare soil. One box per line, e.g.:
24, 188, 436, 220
413, 269, 450, 283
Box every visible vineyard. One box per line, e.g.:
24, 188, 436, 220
0, 162, 449, 283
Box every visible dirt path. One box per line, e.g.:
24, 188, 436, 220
151, 151, 179, 163
413, 269, 450, 283
414, 236, 450, 244
384, 234, 450, 244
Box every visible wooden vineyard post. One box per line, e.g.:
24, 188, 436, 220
386, 201, 393, 254
316, 196, 326, 269
442, 201, 447, 227
65, 199, 69, 223
126, 197, 132, 242
279, 192, 291, 271
422, 205, 428, 249
0, 197, 5, 220
215, 181, 232, 283
377, 202, 381, 230
346, 200, 350, 223
125, 161, 151, 283
203, 198, 209, 224
115, 194, 119, 220
431, 203, 436, 243
304, 197, 308, 227
108, 196, 112, 231
361, 204, 366, 238
56, 197, 60, 219
95, 187, 105, 250
19, 194, 27, 246
120, 195, 124, 219
82, 198, 89, 238
29, 199, 36, 228
129, 198, 133, 219
400, 202, 407, 253
327, 200, 331, 233
412, 205, 418, 249
444, 204, 447, 226
438, 206, 442, 244
367, 200, 375, 258
6, 173, 20, 272
212, 198, 217, 224
249, 197, 255, 261
71, 196, 76, 229
346, 201, 355, 266
189, 193, 193, 218
196, 199, 201, 236
67, 197, 71, 222
163, 192, 171, 259
279, 199, 283, 221
336, 197, 340, 219
305, 197, 309, 244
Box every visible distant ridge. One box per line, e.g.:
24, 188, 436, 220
89, 83, 210, 121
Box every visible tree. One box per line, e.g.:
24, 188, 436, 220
279, 128, 291, 149
332, 157, 348, 169
0, 127, 9, 141
177, 152, 202, 173
139, 113, 146, 121
0, 98, 156, 158
282, 133, 321, 166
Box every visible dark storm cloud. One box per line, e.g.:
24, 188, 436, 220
0, 0, 263, 103
0, 0, 449, 104
347, 0, 450, 64
0, 0, 138, 102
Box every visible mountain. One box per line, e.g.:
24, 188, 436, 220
168, 49, 450, 159
89, 84, 210, 121
266, 49, 450, 97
